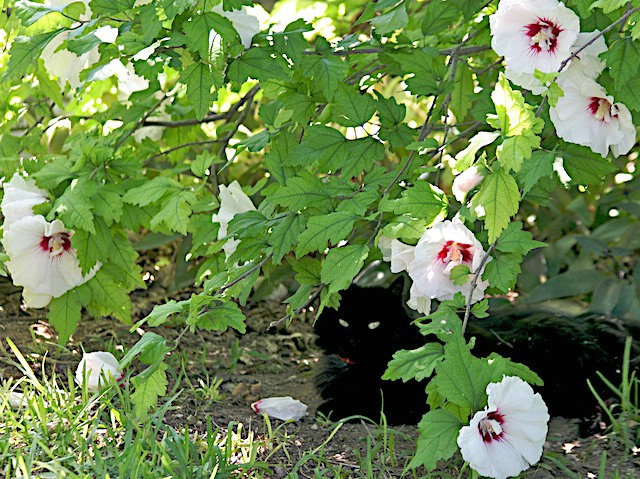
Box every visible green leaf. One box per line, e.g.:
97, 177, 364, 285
332, 83, 377, 127
370, 4, 408, 34
53, 179, 98, 234
475, 168, 520, 243
291, 256, 322, 284
497, 133, 540, 173
89, 0, 135, 16
321, 244, 369, 293
454, 131, 500, 172
15, 0, 86, 27
269, 214, 306, 263
517, 149, 555, 194
229, 47, 293, 84
2, 31, 60, 82
143, 300, 187, 327
150, 191, 196, 234
181, 62, 221, 121
383, 343, 444, 382
421, 1, 459, 35
482, 252, 522, 293
613, 73, 640, 111
602, 38, 640, 90
296, 212, 357, 257
120, 332, 171, 369
131, 363, 168, 417
561, 145, 617, 184
380, 182, 448, 225
450, 63, 474, 120
488, 354, 544, 386
449, 264, 471, 286
86, 269, 132, 322
300, 54, 347, 102
525, 270, 609, 303
72, 218, 111, 275
48, 287, 88, 344
408, 409, 463, 469
123, 176, 179, 206
188, 300, 247, 333
394, 48, 439, 96
488, 73, 543, 137
496, 222, 546, 255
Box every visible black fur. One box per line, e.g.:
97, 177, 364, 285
314, 283, 638, 426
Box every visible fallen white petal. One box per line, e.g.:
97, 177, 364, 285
251, 396, 308, 421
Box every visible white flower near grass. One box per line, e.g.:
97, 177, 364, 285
1, 174, 48, 231
251, 396, 308, 421
490, 0, 580, 75
452, 166, 485, 203
75, 352, 123, 390
211, 3, 261, 49
2, 215, 98, 307
550, 72, 636, 158
212, 181, 257, 258
506, 31, 607, 94
457, 376, 550, 479
408, 219, 490, 310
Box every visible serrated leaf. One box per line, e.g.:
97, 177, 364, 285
291, 256, 322, 284
332, 83, 377, 127
301, 53, 347, 102
475, 168, 520, 243
89, 0, 135, 15
370, 4, 408, 34
487, 354, 544, 386
525, 270, 609, 303
269, 214, 306, 263
321, 244, 369, 293
123, 177, 178, 206
120, 332, 171, 369
383, 343, 444, 382
228, 47, 293, 84
422, 1, 459, 35
86, 269, 132, 322
48, 288, 86, 344
143, 300, 187, 327
15, 0, 86, 27
394, 48, 440, 96
450, 264, 471, 286
497, 133, 540, 173
296, 212, 356, 257
3, 31, 60, 82
517, 149, 555, 194
184, 12, 240, 58
150, 191, 195, 234
53, 179, 97, 234
589, 0, 627, 13
488, 73, 543, 137
408, 409, 463, 469
450, 62, 474, 120
482, 251, 522, 293
380, 182, 448, 225
188, 299, 246, 333
603, 38, 640, 91
561, 144, 617, 184
454, 131, 500, 172
496, 222, 546, 255
131, 363, 168, 417
92, 185, 123, 225
181, 62, 220, 121
72, 217, 111, 274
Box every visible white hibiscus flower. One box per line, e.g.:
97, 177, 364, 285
211, 181, 257, 258
76, 351, 123, 390
1, 174, 48, 231
2, 215, 98, 308
457, 376, 550, 479
506, 31, 607, 94
490, 0, 580, 75
550, 71, 636, 158
408, 219, 490, 309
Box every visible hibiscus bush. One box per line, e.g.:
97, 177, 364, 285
1, 0, 639, 476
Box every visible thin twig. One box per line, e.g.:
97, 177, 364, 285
114, 93, 167, 150
462, 241, 496, 335
268, 284, 324, 331
144, 140, 223, 164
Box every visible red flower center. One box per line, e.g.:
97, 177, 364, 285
478, 411, 505, 443
437, 240, 473, 265
588, 97, 616, 123
524, 18, 562, 53
39, 232, 72, 256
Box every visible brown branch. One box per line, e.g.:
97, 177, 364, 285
114, 93, 167, 150
268, 284, 325, 331
462, 241, 496, 335
300, 45, 490, 57
144, 139, 224, 164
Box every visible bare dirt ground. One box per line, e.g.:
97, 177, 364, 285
0, 275, 639, 478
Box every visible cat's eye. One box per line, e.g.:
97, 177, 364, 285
367, 321, 381, 330
338, 319, 350, 327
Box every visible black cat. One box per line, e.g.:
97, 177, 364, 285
314, 282, 639, 425
314, 284, 427, 425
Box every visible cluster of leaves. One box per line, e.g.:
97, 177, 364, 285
1, 0, 640, 470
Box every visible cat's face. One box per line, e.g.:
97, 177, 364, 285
314, 285, 419, 365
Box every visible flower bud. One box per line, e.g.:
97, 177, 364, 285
452, 166, 484, 202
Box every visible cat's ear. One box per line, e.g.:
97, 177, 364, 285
388, 274, 407, 297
